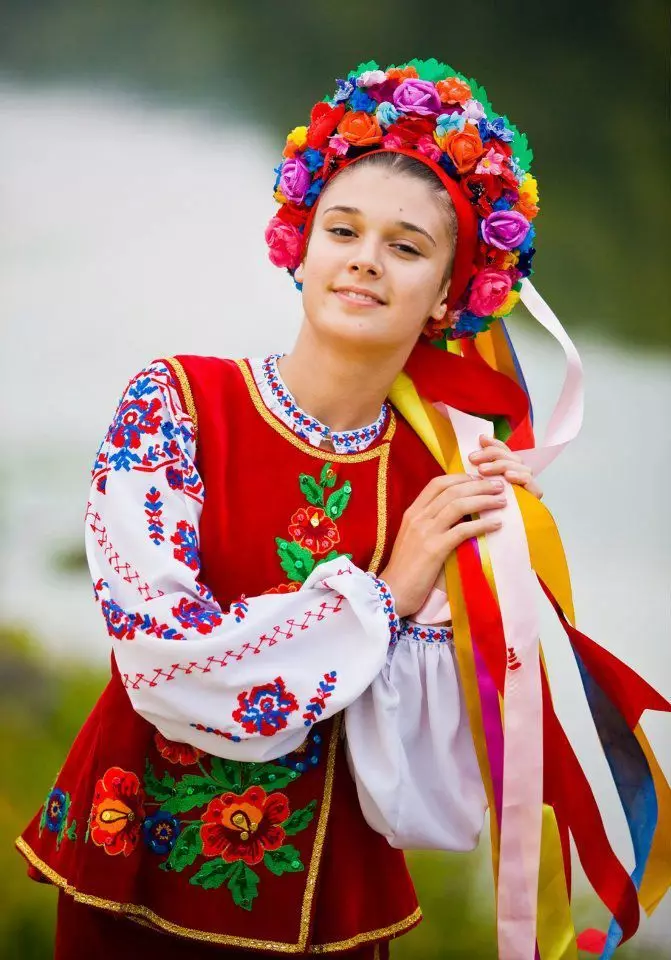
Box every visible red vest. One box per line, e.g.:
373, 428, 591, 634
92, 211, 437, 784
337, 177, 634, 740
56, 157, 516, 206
18, 356, 446, 953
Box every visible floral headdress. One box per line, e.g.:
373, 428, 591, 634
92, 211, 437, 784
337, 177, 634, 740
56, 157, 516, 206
265, 58, 539, 341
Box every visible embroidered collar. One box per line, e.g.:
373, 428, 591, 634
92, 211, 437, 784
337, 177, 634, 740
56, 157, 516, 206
249, 353, 390, 454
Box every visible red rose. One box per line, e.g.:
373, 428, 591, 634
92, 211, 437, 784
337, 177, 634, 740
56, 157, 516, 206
462, 173, 504, 217
384, 117, 434, 146
307, 102, 346, 150
276, 203, 309, 230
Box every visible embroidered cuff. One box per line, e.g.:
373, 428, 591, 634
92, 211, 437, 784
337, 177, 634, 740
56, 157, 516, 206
366, 572, 401, 643
399, 619, 454, 644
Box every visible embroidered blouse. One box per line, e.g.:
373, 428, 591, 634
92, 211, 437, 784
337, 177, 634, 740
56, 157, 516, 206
86, 356, 486, 853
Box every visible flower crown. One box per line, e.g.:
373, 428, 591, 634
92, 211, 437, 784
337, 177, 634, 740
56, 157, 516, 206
265, 59, 539, 341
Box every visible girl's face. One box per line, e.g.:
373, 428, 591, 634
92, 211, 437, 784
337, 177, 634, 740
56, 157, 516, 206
295, 164, 453, 356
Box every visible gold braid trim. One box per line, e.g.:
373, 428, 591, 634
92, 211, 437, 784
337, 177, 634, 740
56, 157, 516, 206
164, 356, 198, 443
235, 358, 396, 463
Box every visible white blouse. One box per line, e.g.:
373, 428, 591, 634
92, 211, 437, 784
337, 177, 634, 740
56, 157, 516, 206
86, 356, 487, 853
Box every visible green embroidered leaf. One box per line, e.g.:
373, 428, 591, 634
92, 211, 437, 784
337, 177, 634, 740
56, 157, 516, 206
189, 859, 237, 891
320, 462, 337, 488
314, 550, 352, 569
161, 775, 221, 814
263, 845, 305, 877
227, 860, 260, 911
275, 538, 315, 583
325, 482, 352, 520
299, 473, 324, 507
166, 822, 203, 872
209, 757, 242, 791
281, 800, 317, 836
144, 759, 177, 803
55, 793, 72, 850
66, 819, 77, 842
246, 764, 300, 790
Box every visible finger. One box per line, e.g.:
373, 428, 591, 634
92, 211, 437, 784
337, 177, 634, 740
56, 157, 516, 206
414, 473, 480, 512
437, 492, 507, 528
469, 447, 522, 465
505, 471, 544, 500
479, 435, 511, 450
477, 459, 523, 475
444, 514, 502, 549
427, 479, 504, 519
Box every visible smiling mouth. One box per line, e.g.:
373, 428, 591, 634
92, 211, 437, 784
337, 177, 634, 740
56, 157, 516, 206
334, 290, 385, 305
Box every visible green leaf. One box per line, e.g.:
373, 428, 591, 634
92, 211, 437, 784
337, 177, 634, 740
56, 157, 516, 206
209, 757, 242, 791
166, 822, 203, 872
66, 819, 77, 842
161, 775, 221, 814
281, 800, 316, 836
228, 861, 260, 910
319, 462, 337, 488
246, 764, 300, 790
189, 859, 237, 891
263, 845, 305, 877
353, 59, 380, 77
325, 482, 352, 520
55, 793, 72, 849
298, 473, 324, 506
275, 538, 315, 583
144, 759, 177, 803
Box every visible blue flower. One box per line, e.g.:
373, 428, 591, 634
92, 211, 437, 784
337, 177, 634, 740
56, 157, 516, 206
376, 101, 400, 129
44, 788, 69, 833
483, 116, 514, 143
333, 77, 355, 103
348, 89, 377, 113
492, 197, 512, 211
518, 224, 536, 254
454, 310, 490, 337
438, 154, 458, 179
304, 177, 325, 208
142, 811, 181, 855
273, 161, 284, 192
436, 112, 465, 137
303, 148, 325, 174
516, 248, 535, 276
233, 677, 299, 736
277, 730, 323, 773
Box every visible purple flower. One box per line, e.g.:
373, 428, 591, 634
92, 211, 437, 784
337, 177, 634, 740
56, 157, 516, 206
393, 79, 442, 116
278, 157, 311, 205
481, 210, 531, 251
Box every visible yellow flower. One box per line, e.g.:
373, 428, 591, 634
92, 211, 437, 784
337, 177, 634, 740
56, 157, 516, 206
519, 173, 538, 204
500, 251, 520, 269
273, 188, 288, 204
286, 125, 308, 149
492, 289, 521, 318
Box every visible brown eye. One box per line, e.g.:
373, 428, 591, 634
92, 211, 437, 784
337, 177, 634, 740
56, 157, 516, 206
328, 227, 356, 237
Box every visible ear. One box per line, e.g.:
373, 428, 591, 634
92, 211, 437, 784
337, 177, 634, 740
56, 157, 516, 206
294, 262, 305, 283
429, 300, 448, 322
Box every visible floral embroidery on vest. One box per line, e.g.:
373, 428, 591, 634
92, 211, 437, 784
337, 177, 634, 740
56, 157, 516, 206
268, 462, 353, 592
38, 784, 77, 847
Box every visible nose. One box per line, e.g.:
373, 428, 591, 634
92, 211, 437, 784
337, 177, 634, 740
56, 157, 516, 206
346, 239, 383, 278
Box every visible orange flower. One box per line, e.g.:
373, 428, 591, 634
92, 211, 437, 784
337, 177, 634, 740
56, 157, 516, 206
436, 77, 472, 105
154, 730, 204, 766
337, 111, 383, 147
514, 194, 539, 221
264, 582, 302, 595
387, 66, 419, 80
90, 767, 145, 856
444, 124, 484, 174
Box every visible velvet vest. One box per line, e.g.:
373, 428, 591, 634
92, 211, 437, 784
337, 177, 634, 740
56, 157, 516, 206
17, 355, 446, 953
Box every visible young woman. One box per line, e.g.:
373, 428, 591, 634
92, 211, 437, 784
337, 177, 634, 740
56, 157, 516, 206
17, 59, 669, 960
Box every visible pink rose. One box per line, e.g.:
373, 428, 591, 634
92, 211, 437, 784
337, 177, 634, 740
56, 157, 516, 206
467, 269, 513, 316
416, 135, 443, 162
393, 79, 442, 116
278, 157, 311, 205
381, 133, 405, 150
265, 216, 303, 270
481, 210, 530, 250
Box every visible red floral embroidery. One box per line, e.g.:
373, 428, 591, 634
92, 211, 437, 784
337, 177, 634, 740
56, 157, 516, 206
232, 676, 299, 736
200, 786, 289, 866
154, 730, 205, 766
263, 581, 301, 595
288, 506, 340, 555
90, 766, 145, 856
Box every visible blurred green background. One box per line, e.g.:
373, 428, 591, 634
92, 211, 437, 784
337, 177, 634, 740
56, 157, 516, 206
1, 1, 669, 957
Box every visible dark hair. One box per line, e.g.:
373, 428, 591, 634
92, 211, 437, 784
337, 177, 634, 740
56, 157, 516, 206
333, 150, 458, 293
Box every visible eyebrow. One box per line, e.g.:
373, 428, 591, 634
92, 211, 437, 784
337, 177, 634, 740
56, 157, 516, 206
322, 205, 437, 247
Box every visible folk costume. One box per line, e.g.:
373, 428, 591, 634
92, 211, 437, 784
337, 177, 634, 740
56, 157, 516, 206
17, 59, 671, 960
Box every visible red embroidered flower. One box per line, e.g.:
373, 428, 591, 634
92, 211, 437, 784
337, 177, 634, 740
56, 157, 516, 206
288, 506, 340, 555
232, 676, 300, 737
201, 786, 289, 866
90, 766, 145, 856
154, 731, 205, 766
264, 581, 302, 595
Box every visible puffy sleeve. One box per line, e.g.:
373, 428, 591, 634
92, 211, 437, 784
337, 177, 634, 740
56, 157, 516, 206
344, 618, 488, 852
86, 360, 399, 762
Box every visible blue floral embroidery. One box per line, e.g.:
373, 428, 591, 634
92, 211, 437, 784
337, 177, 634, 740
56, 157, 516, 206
142, 810, 181, 855
277, 729, 323, 773
171, 520, 199, 570
44, 788, 69, 833
399, 621, 454, 643
172, 598, 223, 635
367, 573, 400, 643
145, 487, 165, 545
230, 597, 249, 623
232, 677, 299, 737
302, 671, 338, 728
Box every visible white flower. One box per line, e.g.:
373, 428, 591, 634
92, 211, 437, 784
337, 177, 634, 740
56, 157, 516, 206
462, 99, 486, 123
357, 70, 388, 88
